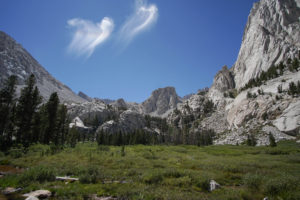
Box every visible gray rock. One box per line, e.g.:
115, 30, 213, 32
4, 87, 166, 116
142, 87, 182, 116
78, 91, 92, 102
97, 110, 146, 134
23, 190, 51, 198
111, 98, 127, 110
0, 31, 86, 103
210, 180, 220, 191
273, 100, 300, 135
25, 196, 39, 200
2, 187, 22, 195
233, 0, 300, 89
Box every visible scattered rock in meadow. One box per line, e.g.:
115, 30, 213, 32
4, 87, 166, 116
56, 176, 79, 182
25, 196, 39, 200
91, 194, 117, 200
23, 190, 51, 199
209, 180, 220, 191
2, 187, 22, 195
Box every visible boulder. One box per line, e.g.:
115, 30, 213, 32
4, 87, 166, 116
25, 196, 39, 200
210, 180, 220, 191
2, 187, 22, 195
23, 190, 51, 199
273, 101, 300, 135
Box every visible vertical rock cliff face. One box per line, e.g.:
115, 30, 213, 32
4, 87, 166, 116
233, 0, 300, 89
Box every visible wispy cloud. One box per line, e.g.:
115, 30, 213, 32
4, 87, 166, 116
67, 17, 114, 57
119, 0, 158, 45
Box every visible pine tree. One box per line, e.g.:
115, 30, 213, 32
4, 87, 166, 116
16, 74, 42, 147
43, 92, 59, 144
0, 75, 17, 136
288, 82, 297, 96
56, 104, 69, 145
67, 127, 79, 148
269, 133, 276, 147
0, 76, 18, 151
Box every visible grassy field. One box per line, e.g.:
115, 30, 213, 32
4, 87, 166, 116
0, 141, 300, 200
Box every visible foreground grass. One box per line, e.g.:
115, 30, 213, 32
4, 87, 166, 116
0, 141, 300, 200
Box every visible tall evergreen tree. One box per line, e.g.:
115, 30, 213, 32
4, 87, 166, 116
0, 75, 17, 136
43, 92, 60, 144
16, 74, 42, 147
56, 104, 69, 145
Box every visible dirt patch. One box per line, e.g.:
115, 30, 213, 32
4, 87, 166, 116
0, 165, 23, 175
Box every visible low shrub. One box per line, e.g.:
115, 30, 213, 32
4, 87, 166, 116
163, 176, 192, 187
8, 148, 23, 158
20, 166, 55, 184
195, 177, 210, 192
243, 172, 263, 190
143, 171, 163, 184
263, 175, 298, 196
264, 149, 289, 155
79, 166, 101, 184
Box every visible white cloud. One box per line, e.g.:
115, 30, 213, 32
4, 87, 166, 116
67, 17, 114, 57
119, 0, 158, 44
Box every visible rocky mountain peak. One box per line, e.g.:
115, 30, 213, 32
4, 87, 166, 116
233, 0, 300, 89
212, 66, 235, 92
0, 31, 85, 103
112, 98, 128, 109
141, 87, 182, 116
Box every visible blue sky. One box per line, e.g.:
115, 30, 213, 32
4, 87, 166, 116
0, 0, 258, 102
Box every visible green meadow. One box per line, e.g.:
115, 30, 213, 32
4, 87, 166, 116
0, 141, 300, 200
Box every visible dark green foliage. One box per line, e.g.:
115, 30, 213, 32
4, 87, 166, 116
68, 127, 79, 148
277, 84, 283, 93
121, 146, 126, 157
56, 104, 69, 145
243, 173, 263, 191
43, 92, 60, 144
0, 75, 17, 151
262, 112, 268, 120
263, 175, 297, 197
247, 91, 252, 99
203, 100, 214, 114
16, 74, 42, 147
288, 81, 298, 96
258, 89, 264, 95
96, 129, 158, 146
196, 129, 215, 146
241, 56, 299, 91
196, 178, 210, 192
246, 134, 257, 146
289, 58, 299, 72
20, 165, 55, 184
269, 133, 277, 147
247, 92, 257, 99
79, 166, 101, 184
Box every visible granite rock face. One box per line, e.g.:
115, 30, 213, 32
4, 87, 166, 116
273, 100, 300, 135
97, 110, 146, 133
208, 65, 235, 104
141, 87, 182, 116
233, 0, 300, 89
0, 31, 85, 103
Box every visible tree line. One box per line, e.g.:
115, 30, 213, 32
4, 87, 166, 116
0, 74, 71, 151
96, 128, 215, 146
241, 55, 300, 91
